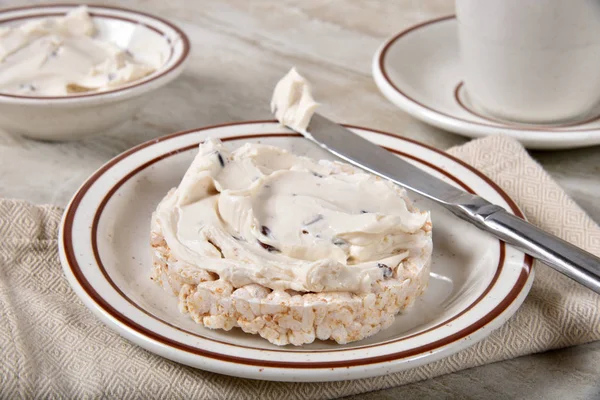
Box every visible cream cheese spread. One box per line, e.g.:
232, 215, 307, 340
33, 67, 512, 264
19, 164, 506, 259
154, 67, 431, 294
0, 6, 156, 96
270, 67, 319, 133
154, 139, 432, 293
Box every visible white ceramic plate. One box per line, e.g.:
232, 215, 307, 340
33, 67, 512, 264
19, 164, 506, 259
372, 16, 600, 150
59, 121, 534, 382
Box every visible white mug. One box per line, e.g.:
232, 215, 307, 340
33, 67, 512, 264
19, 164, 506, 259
456, 0, 600, 123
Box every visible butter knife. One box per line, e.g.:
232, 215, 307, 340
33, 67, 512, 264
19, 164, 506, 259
298, 113, 600, 294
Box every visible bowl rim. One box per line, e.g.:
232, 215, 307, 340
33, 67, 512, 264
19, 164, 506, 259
0, 3, 191, 104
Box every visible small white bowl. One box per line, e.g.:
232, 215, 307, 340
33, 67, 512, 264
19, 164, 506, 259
0, 4, 190, 141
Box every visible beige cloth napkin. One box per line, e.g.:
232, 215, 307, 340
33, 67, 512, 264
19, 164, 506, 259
1, 136, 599, 399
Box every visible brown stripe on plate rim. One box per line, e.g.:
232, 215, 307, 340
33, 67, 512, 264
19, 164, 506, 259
0, 3, 189, 100
377, 15, 600, 133
61, 121, 533, 369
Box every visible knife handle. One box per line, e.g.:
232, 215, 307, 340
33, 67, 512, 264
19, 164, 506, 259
484, 211, 600, 294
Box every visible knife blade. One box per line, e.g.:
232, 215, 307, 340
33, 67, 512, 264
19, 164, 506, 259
299, 113, 600, 294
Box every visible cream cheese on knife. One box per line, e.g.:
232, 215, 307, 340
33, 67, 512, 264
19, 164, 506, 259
0, 6, 155, 96
270, 67, 319, 133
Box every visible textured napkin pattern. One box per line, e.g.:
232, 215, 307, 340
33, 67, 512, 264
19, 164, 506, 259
1, 136, 599, 399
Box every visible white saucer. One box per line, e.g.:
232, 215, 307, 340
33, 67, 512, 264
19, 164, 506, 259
372, 16, 600, 150
59, 121, 533, 382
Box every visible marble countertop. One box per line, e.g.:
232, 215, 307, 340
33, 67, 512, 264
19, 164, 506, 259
0, 0, 598, 398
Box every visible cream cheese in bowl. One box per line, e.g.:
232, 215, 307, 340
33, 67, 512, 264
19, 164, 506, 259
0, 4, 189, 140
0, 6, 156, 96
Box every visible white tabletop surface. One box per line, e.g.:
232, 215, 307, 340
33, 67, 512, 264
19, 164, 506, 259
0, 1, 598, 398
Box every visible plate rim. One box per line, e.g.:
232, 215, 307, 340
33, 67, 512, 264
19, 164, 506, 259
372, 15, 600, 149
59, 120, 534, 378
